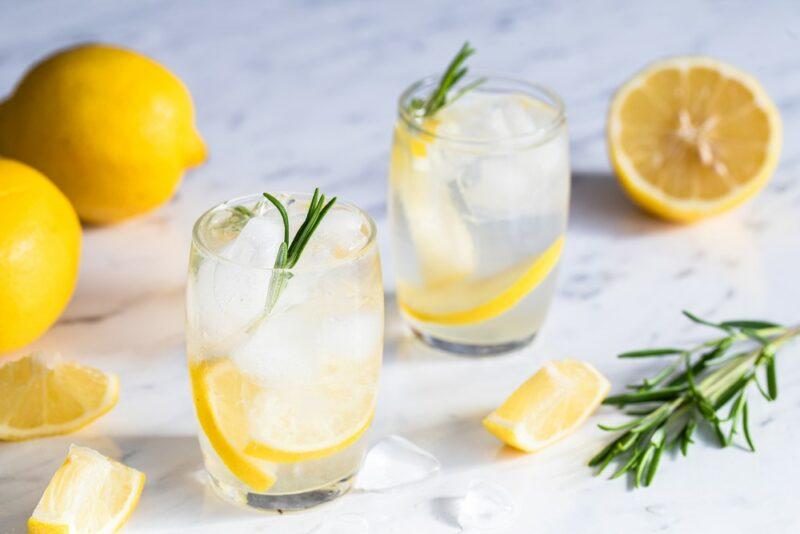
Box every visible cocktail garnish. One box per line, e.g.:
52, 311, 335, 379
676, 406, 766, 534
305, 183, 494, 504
260, 189, 336, 314
409, 41, 486, 118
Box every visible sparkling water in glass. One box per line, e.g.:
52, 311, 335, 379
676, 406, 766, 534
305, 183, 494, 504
389, 75, 570, 355
186, 193, 383, 511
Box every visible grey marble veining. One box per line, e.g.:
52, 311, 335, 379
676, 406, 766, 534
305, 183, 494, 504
1, 1, 800, 532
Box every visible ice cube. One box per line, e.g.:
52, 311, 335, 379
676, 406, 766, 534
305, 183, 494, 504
191, 253, 269, 347
457, 480, 515, 530
355, 436, 441, 491
230, 306, 319, 386
310, 514, 369, 534
319, 311, 383, 361
223, 215, 284, 268
294, 207, 370, 268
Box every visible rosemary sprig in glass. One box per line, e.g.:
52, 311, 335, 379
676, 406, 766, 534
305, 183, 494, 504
260, 189, 336, 316
590, 310, 800, 488
409, 41, 486, 118
225, 189, 336, 329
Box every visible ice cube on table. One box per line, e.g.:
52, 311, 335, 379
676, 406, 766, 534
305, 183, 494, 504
457, 480, 516, 530
310, 514, 369, 534
355, 435, 441, 491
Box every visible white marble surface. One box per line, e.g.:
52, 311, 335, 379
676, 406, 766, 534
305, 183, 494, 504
2, 1, 800, 532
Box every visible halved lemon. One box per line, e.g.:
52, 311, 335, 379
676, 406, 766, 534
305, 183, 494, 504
483, 359, 610, 453
0, 354, 118, 440
28, 444, 145, 534
399, 235, 564, 326
245, 358, 377, 463
609, 56, 782, 222
189, 358, 275, 492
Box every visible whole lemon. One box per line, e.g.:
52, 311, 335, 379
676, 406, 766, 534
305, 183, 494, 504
0, 159, 81, 353
0, 44, 206, 224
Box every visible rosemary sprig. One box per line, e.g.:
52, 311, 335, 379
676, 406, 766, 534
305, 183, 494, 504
590, 310, 800, 488
409, 41, 486, 118
259, 189, 336, 315
224, 189, 335, 325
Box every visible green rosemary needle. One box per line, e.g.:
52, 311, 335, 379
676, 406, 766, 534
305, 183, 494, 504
590, 310, 800, 488
409, 41, 486, 118
260, 189, 336, 315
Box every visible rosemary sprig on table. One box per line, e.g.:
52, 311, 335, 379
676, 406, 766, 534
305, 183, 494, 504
590, 311, 800, 488
409, 41, 486, 118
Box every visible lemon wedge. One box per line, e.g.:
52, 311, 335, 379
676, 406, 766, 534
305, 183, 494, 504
0, 354, 118, 440
483, 359, 610, 452
189, 358, 275, 492
28, 445, 145, 534
609, 56, 781, 222
399, 235, 564, 326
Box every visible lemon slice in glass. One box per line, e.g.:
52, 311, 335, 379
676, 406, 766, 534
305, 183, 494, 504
245, 358, 377, 464
189, 358, 275, 491
399, 235, 564, 326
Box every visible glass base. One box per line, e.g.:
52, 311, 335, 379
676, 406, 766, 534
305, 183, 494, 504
413, 329, 536, 356
209, 472, 356, 513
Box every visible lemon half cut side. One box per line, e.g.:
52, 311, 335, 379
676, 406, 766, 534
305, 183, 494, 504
609, 56, 782, 222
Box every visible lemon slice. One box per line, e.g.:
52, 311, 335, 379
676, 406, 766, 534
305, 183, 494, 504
189, 359, 275, 491
28, 445, 145, 534
483, 359, 610, 452
245, 358, 377, 463
399, 235, 564, 326
391, 121, 475, 285
0, 354, 118, 440
609, 56, 782, 222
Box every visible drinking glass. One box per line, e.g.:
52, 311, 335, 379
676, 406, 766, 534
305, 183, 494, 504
389, 75, 569, 355
186, 193, 383, 511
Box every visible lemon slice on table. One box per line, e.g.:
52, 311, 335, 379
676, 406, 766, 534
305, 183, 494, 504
189, 359, 275, 492
0, 354, 118, 440
28, 445, 145, 534
483, 359, 610, 452
245, 359, 377, 463
391, 120, 476, 286
399, 235, 564, 326
609, 56, 782, 222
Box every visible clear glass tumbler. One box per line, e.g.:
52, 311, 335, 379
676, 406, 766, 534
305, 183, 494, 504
186, 193, 383, 511
389, 75, 570, 355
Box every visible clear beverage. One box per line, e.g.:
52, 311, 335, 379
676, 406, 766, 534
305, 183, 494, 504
186, 193, 383, 511
389, 76, 569, 355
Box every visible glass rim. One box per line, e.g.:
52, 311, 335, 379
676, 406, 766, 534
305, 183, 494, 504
191, 192, 378, 274
396, 73, 566, 145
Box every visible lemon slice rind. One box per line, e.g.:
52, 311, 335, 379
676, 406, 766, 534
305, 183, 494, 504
399, 235, 564, 326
